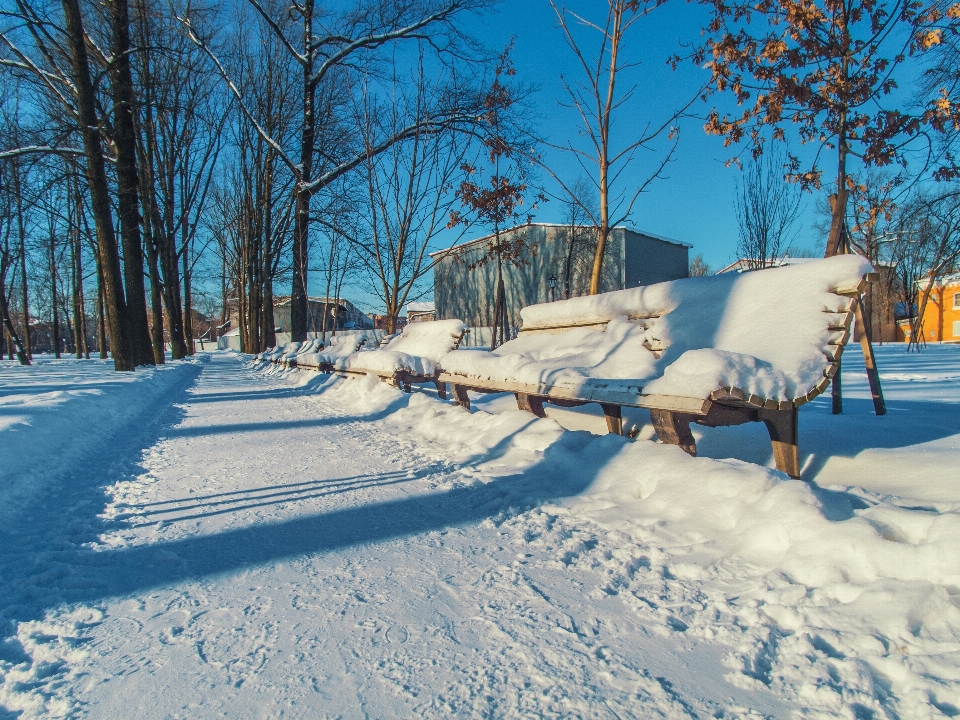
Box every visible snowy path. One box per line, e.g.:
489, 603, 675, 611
1, 353, 789, 718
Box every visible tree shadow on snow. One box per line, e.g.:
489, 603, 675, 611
0, 357, 614, 640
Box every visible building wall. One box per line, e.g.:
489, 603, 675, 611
915, 282, 960, 343
272, 299, 373, 334
435, 224, 632, 328
623, 231, 689, 287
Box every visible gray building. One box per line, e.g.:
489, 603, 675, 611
272, 296, 374, 333
432, 223, 690, 332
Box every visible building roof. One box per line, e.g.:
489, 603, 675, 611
921, 272, 960, 288
405, 301, 435, 314
428, 222, 692, 258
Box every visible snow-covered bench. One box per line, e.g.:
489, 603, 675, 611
296, 334, 368, 371
438, 256, 880, 479
278, 339, 322, 368
329, 319, 468, 398
257, 342, 299, 364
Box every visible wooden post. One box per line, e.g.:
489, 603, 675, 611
515, 392, 546, 418
831, 363, 842, 414
649, 409, 697, 456
451, 383, 471, 410
854, 296, 886, 416
600, 403, 622, 435
759, 407, 800, 479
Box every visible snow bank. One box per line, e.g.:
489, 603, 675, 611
0, 358, 202, 525
442, 255, 872, 402
338, 319, 467, 376
316, 346, 960, 718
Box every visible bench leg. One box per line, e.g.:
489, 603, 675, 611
403, 381, 412, 393
435, 379, 447, 400
650, 409, 697, 456
451, 383, 470, 410
515, 393, 546, 418
759, 407, 800, 479
600, 403, 622, 435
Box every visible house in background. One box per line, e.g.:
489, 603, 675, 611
405, 301, 435, 323
432, 223, 690, 344
268, 296, 374, 334
902, 274, 960, 344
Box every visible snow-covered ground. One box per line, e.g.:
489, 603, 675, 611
0, 345, 957, 718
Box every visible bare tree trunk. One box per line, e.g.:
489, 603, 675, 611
110, 0, 153, 366
141, 200, 167, 364
0, 283, 30, 365
49, 231, 60, 359
61, 0, 134, 370
95, 256, 107, 359
13, 161, 31, 359
71, 212, 82, 359
182, 237, 193, 353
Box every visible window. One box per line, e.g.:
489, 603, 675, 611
954, 320, 960, 338
954, 292, 960, 309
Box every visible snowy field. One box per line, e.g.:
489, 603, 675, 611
0, 345, 958, 718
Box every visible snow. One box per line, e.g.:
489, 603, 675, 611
1, 342, 959, 718
334, 318, 468, 376
441, 255, 873, 402
295, 334, 367, 369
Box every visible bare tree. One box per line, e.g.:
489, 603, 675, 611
735, 148, 802, 269
553, 176, 597, 299
354, 58, 472, 333
689, 254, 712, 277
545, 0, 697, 295
0, 141, 30, 364
894, 190, 960, 351
182, 0, 492, 342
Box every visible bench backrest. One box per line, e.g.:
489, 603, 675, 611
380, 319, 468, 362
513, 255, 872, 401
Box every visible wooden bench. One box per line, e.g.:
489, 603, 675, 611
278, 339, 321, 368
324, 320, 467, 399
438, 256, 883, 479
296, 334, 368, 371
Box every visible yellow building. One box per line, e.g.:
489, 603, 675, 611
906, 274, 960, 344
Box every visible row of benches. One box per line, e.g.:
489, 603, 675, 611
256, 255, 883, 479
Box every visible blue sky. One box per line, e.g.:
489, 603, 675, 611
461, 0, 825, 269
332, 0, 837, 314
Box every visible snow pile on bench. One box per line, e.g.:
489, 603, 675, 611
298, 334, 367, 369
257, 342, 300, 363
281, 339, 322, 363
440, 255, 871, 403
336, 319, 467, 376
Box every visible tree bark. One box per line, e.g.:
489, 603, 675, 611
290, 0, 316, 343
61, 0, 134, 370
13, 161, 31, 359
110, 0, 154, 366
0, 292, 30, 365
49, 232, 60, 358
